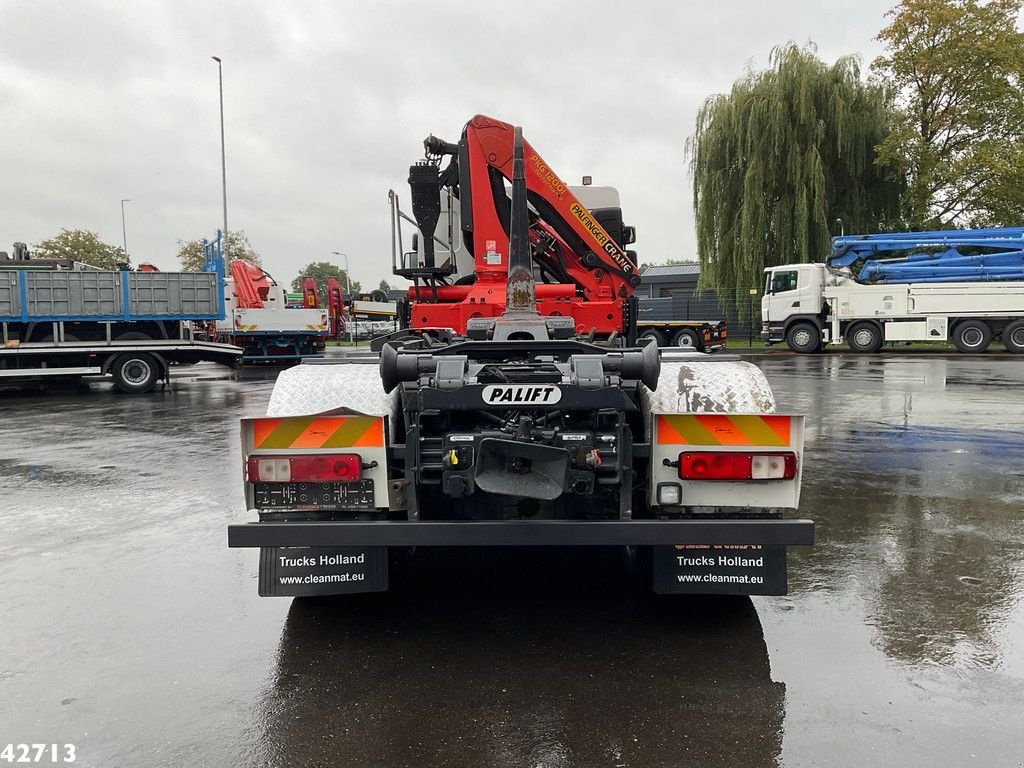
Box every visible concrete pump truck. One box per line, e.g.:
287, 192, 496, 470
228, 116, 813, 596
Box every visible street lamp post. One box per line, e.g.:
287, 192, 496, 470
211, 56, 229, 263
120, 199, 131, 262
331, 251, 354, 343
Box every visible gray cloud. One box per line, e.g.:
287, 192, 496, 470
1, 0, 891, 289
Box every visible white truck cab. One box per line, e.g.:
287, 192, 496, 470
761, 264, 829, 352
761, 262, 1024, 354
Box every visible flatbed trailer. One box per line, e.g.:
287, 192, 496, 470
0, 240, 242, 391
0, 336, 242, 393
636, 318, 727, 351
217, 308, 329, 363
635, 297, 727, 350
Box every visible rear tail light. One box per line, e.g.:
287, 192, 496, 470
679, 451, 796, 481
246, 454, 362, 483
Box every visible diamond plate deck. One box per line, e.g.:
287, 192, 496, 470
266, 362, 400, 437
640, 359, 776, 416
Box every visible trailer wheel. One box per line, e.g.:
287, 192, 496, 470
34, 332, 81, 343
1002, 319, 1024, 353
671, 329, 700, 349
114, 331, 153, 341
952, 320, 991, 353
638, 329, 664, 347
785, 322, 821, 353
111, 352, 161, 394
846, 322, 882, 353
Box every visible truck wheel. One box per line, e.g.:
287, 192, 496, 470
953, 320, 991, 353
843, 321, 884, 354
638, 329, 664, 347
785, 322, 820, 353
34, 332, 81, 343
846, 322, 882, 353
111, 352, 161, 394
115, 331, 153, 341
1002, 319, 1024, 353
672, 329, 700, 349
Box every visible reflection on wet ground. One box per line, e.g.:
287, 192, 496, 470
0, 355, 1022, 767
255, 550, 782, 768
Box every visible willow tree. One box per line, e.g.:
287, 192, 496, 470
689, 44, 904, 301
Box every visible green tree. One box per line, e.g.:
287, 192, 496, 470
873, 0, 1024, 228
177, 231, 262, 271
688, 43, 905, 302
292, 261, 361, 306
377, 279, 392, 292
33, 229, 127, 270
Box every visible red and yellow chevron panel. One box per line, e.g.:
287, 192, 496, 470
251, 415, 384, 450
656, 414, 792, 447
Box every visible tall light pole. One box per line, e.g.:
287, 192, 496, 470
330, 251, 352, 294
331, 251, 354, 343
120, 198, 131, 261
211, 56, 229, 263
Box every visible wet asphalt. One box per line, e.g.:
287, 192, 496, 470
1, 352, 1023, 767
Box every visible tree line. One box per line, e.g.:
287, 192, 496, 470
689, 0, 1024, 299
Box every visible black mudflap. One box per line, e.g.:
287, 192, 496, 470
652, 544, 788, 595
259, 546, 389, 596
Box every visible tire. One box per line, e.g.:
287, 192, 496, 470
785, 322, 821, 353
33, 332, 80, 343
952, 320, 992, 353
110, 352, 161, 394
638, 329, 665, 347
846, 322, 882, 353
114, 331, 153, 341
671, 328, 700, 350
1002, 319, 1024, 353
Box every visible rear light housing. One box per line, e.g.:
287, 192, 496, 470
657, 482, 682, 505
246, 454, 362, 483
678, 451, 796, 481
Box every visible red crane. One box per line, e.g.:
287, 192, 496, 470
397, 115, 640, 337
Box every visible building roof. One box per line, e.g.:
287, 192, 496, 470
640, 263, 701, 280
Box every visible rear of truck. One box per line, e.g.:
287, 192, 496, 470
228, 347, 811, 597
228, 119, 812, 594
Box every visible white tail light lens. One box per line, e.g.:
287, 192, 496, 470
257, 458, 291, 482
658, 483, 682, 505
751, 454, 791, 480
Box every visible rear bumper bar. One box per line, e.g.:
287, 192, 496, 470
228, 519, 815, 548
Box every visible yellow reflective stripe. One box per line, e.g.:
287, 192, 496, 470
656, 414, 791, 446
253, 416, 381, 449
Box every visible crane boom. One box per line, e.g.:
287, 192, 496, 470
397, 115, 641, 338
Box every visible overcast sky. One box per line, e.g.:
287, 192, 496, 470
1, 0, 894, 289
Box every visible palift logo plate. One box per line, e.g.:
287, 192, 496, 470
251, 415, 384, 449
657, 414, 792, 447
481, 384, 562, 405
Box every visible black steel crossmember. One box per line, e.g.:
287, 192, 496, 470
228, 519, 815, 548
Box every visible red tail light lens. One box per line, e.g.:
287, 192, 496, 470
679, 451, 796, 481
246, 454, 362, 483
